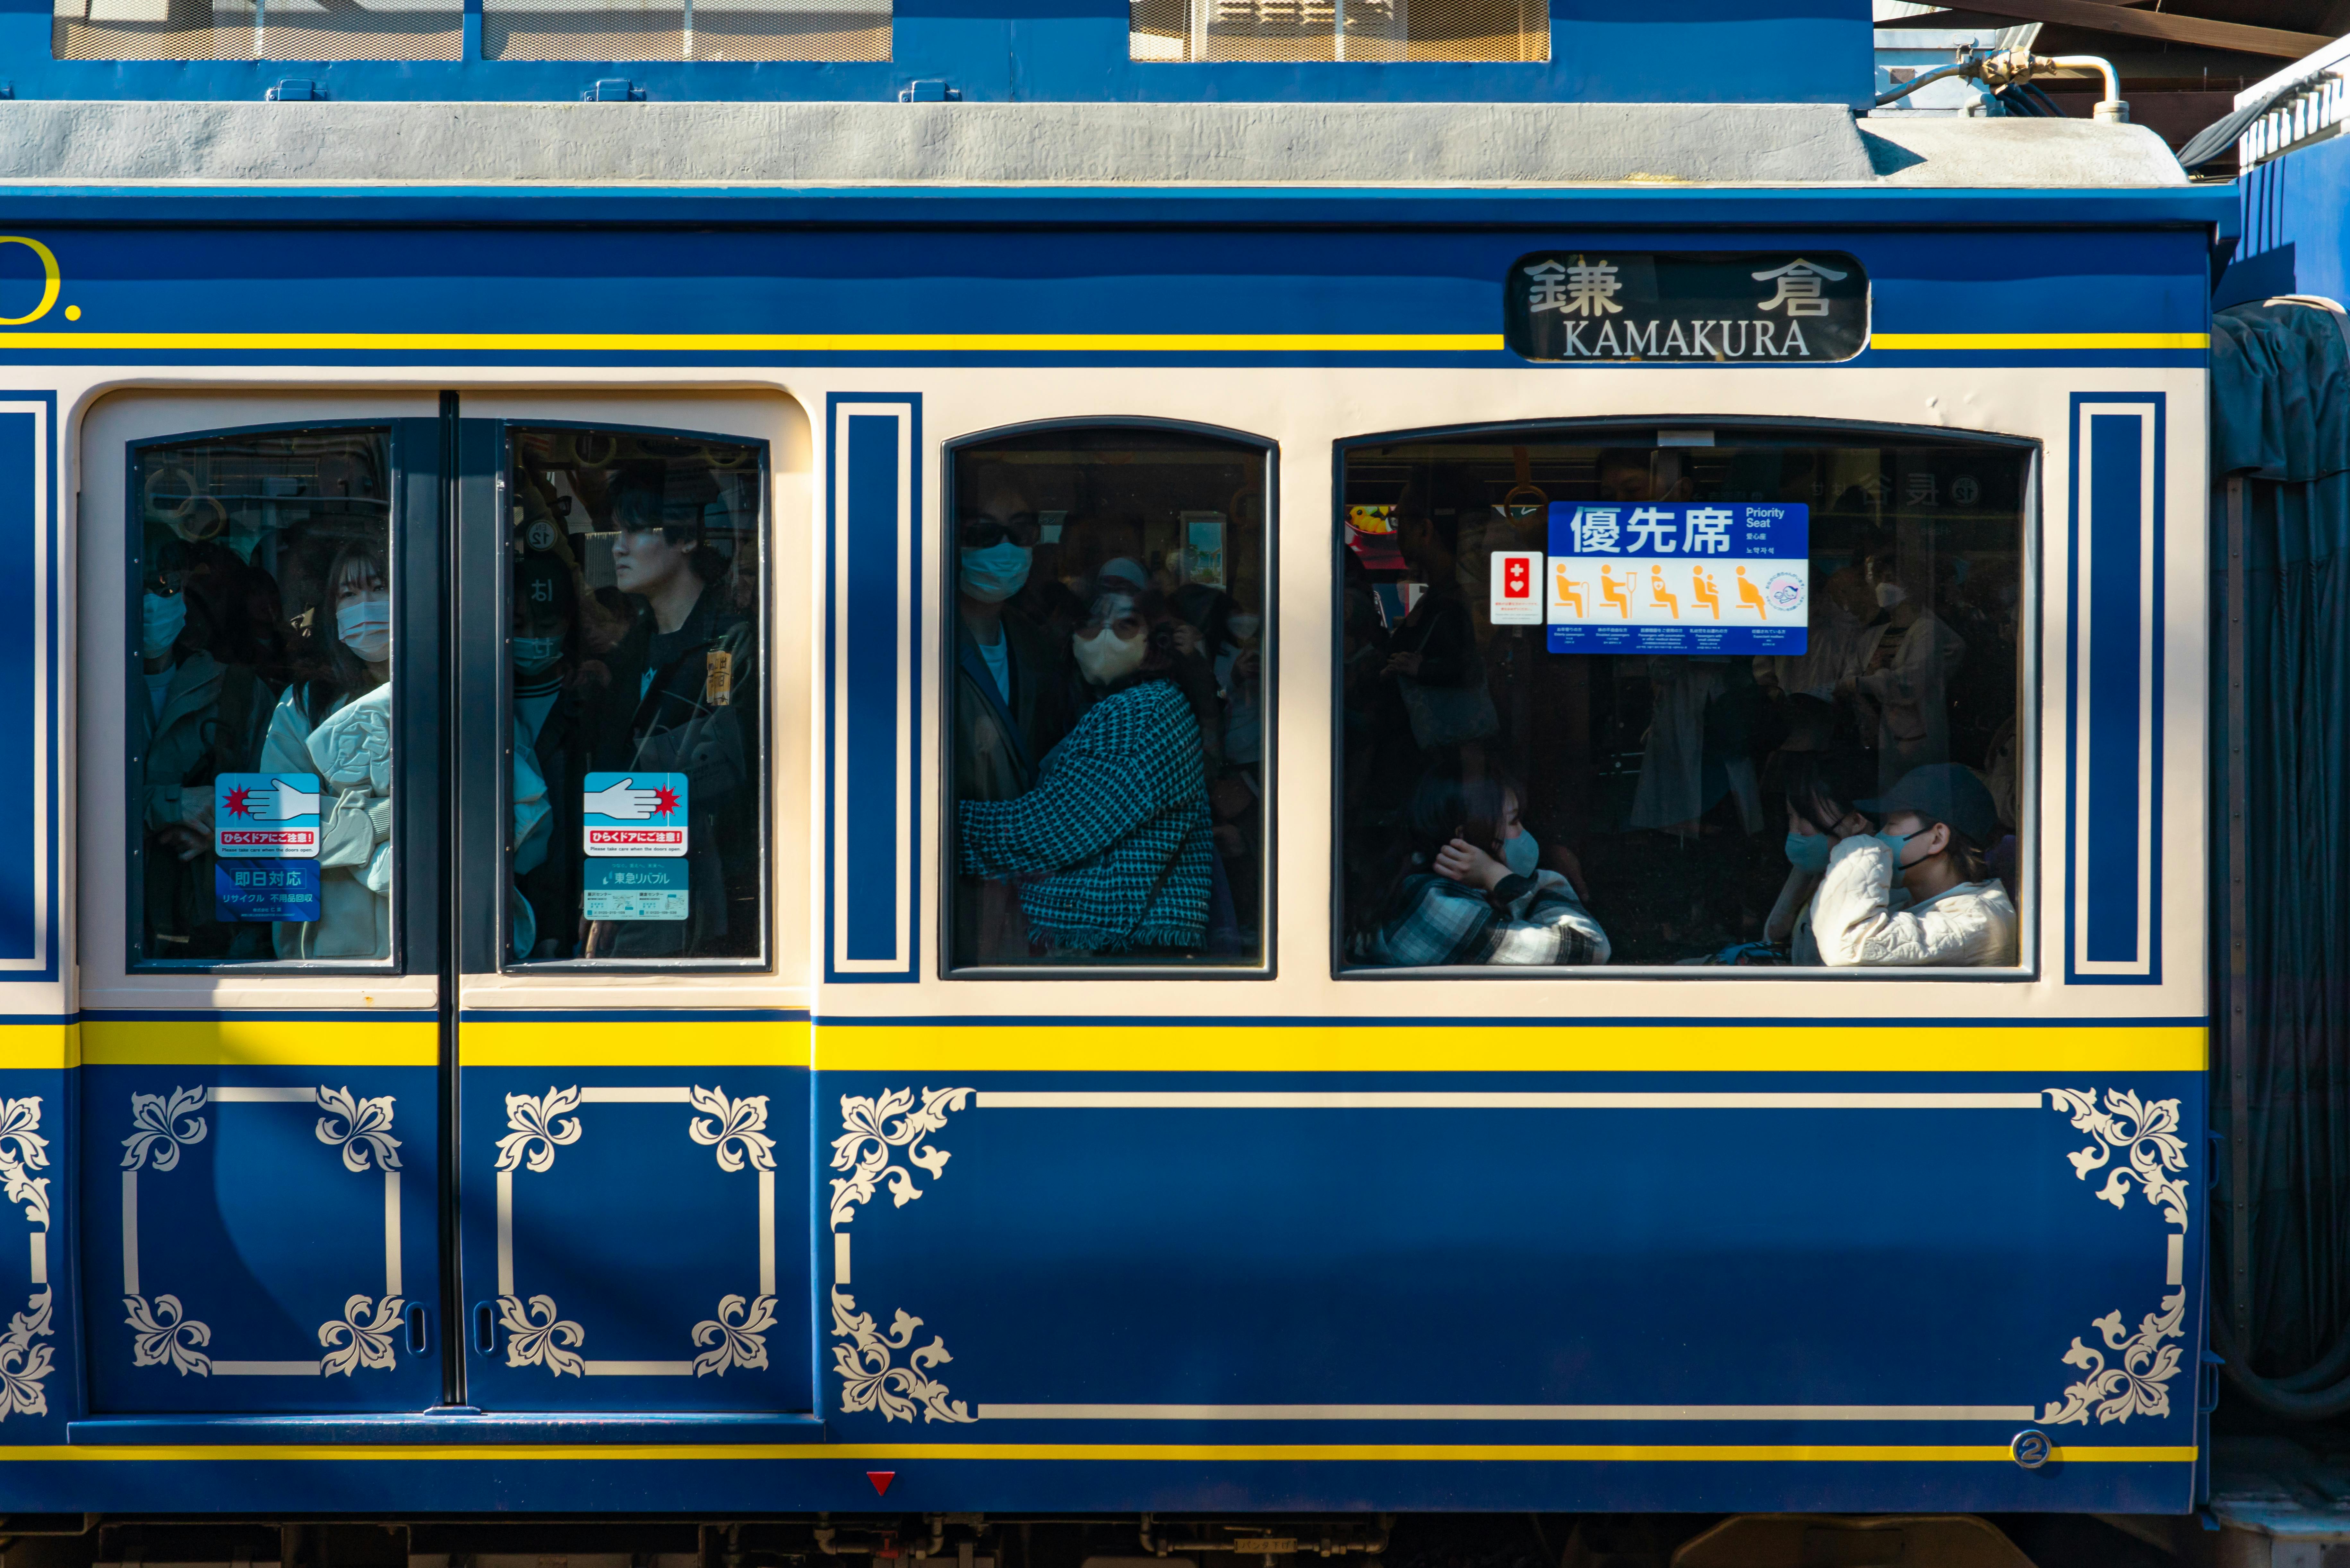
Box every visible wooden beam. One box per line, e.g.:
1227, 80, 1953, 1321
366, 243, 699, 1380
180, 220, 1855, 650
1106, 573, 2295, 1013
1887, 0, 2330, 55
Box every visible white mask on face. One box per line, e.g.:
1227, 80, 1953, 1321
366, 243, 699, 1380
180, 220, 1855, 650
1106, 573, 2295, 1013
1875, 581, 1907, 609
140, 591, 187, 660
1073, 626, 1148, 686
337, 595, 392, 664
1227, 613, 1262, 641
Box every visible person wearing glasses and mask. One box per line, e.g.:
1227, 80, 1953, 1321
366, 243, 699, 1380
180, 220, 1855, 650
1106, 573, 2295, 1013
955, 580, 1211, 960
951, 467, 1075, 964
1811, 761, 2017, 967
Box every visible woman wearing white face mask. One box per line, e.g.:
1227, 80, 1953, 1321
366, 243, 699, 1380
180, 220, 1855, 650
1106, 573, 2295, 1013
1840, 555, 1967, 790
258, 540, 395, 960
954, 584, 1213, 957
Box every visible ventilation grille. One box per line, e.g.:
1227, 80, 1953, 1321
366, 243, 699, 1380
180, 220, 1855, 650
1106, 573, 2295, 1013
1130, 0, 1543, 61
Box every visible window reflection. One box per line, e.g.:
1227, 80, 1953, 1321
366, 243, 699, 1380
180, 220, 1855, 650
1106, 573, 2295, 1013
948, 429, 1266, 968
1339, 433, 2025, 970
133, 428, 393, 964
504, 429, 765, 963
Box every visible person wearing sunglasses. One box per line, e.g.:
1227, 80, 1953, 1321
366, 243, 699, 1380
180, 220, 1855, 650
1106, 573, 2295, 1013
952, 468, 1075, 964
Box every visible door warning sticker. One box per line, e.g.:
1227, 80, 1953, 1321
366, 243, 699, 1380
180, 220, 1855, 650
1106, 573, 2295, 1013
212, 772, 323, 922
582, 772, 689, 858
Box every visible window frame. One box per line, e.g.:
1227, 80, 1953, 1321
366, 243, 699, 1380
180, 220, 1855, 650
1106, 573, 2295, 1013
1327, 413, 2043, 982
937, 415, 1280, 981
123, 415, 432, 976
484, 416, 778, 976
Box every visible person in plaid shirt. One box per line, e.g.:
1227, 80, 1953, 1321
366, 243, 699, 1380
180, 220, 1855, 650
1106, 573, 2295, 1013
1348, 757, 1609, 967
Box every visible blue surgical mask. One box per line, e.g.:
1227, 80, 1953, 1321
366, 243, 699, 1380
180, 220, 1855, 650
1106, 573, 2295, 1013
1784, 830, 1832, 875
513, 636, 563, 677
1502, 829, 1540, 879
141, 591, 187, 660
1874, 826, 1925, 867
959, 542, 1032, 604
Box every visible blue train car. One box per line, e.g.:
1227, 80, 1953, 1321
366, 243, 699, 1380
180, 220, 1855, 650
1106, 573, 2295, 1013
0, 0, 2232, 1523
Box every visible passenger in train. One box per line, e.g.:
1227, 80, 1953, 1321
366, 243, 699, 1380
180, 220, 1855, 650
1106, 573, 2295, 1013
510, 553, 579, 959
955, 580, 1213, 956
1346, 752, 1609, 967
1812, 762, 2018, 967
1373, 505, 1488, 765
260, 538, 395, 960
585, 478, 756, 958
952, 468, 1075, 963
1843, 555, 1969, 790
1763, 744, 1879, 967
136, 536, 280, 957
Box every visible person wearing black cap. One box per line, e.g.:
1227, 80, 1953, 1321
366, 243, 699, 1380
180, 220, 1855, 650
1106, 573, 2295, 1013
1813, 761, 2017, 967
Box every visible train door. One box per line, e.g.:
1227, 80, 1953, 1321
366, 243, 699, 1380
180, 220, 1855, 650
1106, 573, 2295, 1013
75, 390, 812, 1417
447, 392, 811, 1414
79, 391, 445, 1413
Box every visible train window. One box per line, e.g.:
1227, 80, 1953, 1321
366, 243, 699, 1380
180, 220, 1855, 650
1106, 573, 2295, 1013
131, 427, 397, 965
1128, 0, 1547, 61
946, 426, 1269, 971
1338, 431, 2028, 973
480, 0, 887, 60
53, 0, 461, 60
503, 428, 768, 964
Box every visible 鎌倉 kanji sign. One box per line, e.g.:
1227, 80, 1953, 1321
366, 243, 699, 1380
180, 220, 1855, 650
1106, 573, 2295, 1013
1505, 252, 1868, 364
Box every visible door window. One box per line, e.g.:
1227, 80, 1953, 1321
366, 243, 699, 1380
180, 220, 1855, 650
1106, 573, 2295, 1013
130, 426, 399, 967
501, 427, 768, 965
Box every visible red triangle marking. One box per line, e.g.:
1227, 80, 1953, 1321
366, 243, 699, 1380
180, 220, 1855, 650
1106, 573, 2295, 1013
868, 1470, 895, 1497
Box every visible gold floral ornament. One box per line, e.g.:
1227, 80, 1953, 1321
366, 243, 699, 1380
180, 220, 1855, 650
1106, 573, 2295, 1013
2040, 1088, 2193, 1425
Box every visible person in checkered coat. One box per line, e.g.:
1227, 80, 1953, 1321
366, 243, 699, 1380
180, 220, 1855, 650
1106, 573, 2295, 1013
1348, 756, 1609, 968
955, 583, 1213, 955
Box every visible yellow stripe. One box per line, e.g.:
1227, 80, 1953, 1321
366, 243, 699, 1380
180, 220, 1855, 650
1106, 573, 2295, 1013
81, 1018, 437, 1067
0, 1024, 75, 1069
0, 1442, 2197, 1463
1871, 332, 2209, 351
816, 1023, 2207, 1074
459, 1018, 811, 1067
0, 332, 1504, 354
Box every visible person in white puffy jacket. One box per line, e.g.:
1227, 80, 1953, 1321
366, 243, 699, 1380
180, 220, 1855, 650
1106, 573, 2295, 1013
260, 541, 396, 960
1813, 762, 2018, 968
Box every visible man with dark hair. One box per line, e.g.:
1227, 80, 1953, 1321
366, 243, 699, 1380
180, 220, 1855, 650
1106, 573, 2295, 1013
589, 477, 756, 958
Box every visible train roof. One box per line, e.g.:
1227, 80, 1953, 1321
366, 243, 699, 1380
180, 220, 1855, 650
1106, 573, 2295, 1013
0, 99, 2191, 193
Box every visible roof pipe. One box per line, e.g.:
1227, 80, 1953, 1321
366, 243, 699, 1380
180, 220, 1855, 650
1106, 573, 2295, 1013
1874, 44, 2128, 124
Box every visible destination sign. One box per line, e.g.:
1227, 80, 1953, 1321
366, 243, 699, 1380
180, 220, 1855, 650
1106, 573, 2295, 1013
1506, 252, 1868, 364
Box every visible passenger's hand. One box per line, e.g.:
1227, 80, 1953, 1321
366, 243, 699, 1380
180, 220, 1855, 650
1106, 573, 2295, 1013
1171, 623, 1202, 656
1233, 645, 1260, 684
569, 659, 611, 692
1383, 650, 1424, 679
1434, 836, 1509, 891
155, 824, 206, 863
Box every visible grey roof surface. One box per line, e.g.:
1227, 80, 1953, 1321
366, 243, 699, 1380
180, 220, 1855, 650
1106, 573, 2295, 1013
0, 99, 2186, 188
